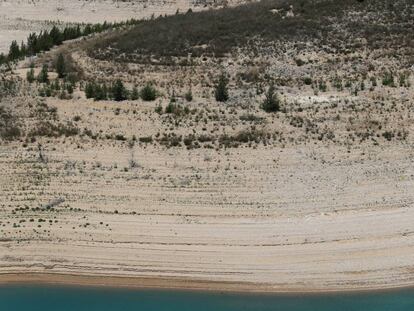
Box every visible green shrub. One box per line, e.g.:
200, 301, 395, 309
382, 72, 395, 87
94, 83, 108, 100
261, 84, 280, 112
130, 86, 140, 100
214, 73, 229, 102
141, 83, 157, 101
56, 53, 66, 78
85, 82, 95, 99
26, 63, 35, 83
155, 103, 163, 114
139, 136, 153, 143
112, 79, 127, 101
303, 77, 312, 85
37, 64, 49, 83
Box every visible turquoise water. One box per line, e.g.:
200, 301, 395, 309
1, 285, 413, 311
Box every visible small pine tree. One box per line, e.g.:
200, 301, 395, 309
52, 78, 60, 91
37, 64, 49, 84
112, 79, 127, 101
26, 63, 35, 83
261, 84, 280, 113
0, 53, 6, 66
56, 53, 66, 78
66, 83, 74, 94
94, 83, 107, 101
141, 83, 157, 101
214, 73, 229, 102
85, 82, 95, 99
8, 40, 20, 61
130, 86, 139, 100
50, 26, 63, 45
20, 41, 27, 57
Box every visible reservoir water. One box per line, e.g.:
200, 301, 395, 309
0, 285, 413, 311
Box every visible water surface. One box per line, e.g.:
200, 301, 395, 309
1, 285, 413, 311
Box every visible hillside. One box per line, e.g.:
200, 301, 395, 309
0, 0, 244, 53
0, 0, 414, 292
91, 0, 413, 59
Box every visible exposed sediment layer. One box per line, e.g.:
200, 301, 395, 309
1, 140, 414, 292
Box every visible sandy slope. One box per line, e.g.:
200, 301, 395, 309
1, 103, 413, 291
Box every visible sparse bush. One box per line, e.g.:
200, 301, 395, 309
370, 76, 377, 87
115, 134, 127, 141
158, 132, 182, 147
185, 89, 193, 101
261, 84, 280, 112
155, 103, 163, 114
165, 102, 177, 114
239, 114, 264, 123
0, 107, 21, 140
139, 136, 153, 143
37, 64, 49, 84
26, 63, 35, 83
382, 131, 394, 141
141, 83, 157, 101
303, 77, 312, 85
29, 121, 79, 138
382, 72, 395, 87
214, 73, 229, 102
318, 80, 327, 92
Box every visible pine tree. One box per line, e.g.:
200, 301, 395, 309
261, 83, 280, 112
66, 83, 74, 94
8, 40, 20, 61
94, 83, 108, 101
37, 64, 49, 84
112, 79, 127, 101
49, 26, 63, 45
140, 83, 157, 101
26, 63, 35, 83
56, 53, 66, 78
27, 33, 38, 55
214, 73, 229, 102
20, 41, 27, 57
83, 24, 93, 36
130, 86, 139, 100
0, 53, 7, 67
85, 82, 95, 99
52, 78, 61, 91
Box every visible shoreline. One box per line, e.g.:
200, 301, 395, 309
0, 273, 413, 296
